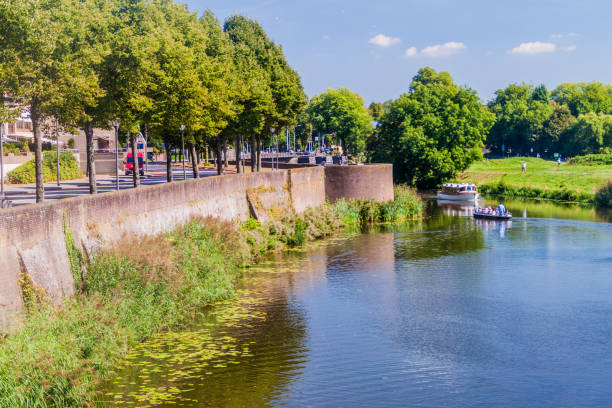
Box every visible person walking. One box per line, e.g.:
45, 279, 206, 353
557, 157, 561, 166
521, 161, 527, 173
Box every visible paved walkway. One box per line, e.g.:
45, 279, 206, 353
1, 162, 228, 206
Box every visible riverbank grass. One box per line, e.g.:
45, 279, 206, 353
457, 157, 612, 204
0, 189, 423, 407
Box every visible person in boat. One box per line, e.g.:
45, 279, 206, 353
497, 203, 506, 215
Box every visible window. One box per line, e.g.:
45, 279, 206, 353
16, 120, 32, 131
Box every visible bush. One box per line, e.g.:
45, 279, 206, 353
7, 151, 82, 184
2, 141, 30, 155
67, 138, 75, 149
595, 182, 612, 208
479, 182, 594, 203
568, 154, 612, 166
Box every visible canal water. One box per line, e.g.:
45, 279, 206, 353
99, 199, 612, 407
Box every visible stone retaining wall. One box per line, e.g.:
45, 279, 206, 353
0, 164, 392, 326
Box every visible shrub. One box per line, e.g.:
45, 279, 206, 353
67, 138, 75, 149
595, 182, 612, 208
568, 154, 612, 166
7, 151, 82, 184
480, 182, 594, 203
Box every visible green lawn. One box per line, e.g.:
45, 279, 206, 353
457, 157, 612, 203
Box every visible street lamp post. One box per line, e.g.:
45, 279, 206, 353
143, 123, 149, 173
56, 118, 60, 187
0, 123, 4, 196
180, 124, 186, 180
112, 119, 120, 191
269, 127, 276, 170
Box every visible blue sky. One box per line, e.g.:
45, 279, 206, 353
184, 0, 612, 104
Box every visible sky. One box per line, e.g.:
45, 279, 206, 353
183, 0, 612, 104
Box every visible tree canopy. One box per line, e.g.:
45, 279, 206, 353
486, 83, 553, 155
0, 0, 308, 196
551, 82, 612, 116
306, 88, 373, 155
369, 67, 495, 188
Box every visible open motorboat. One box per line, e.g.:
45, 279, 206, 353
473, 207, 512, 220
437, 183, 479, 202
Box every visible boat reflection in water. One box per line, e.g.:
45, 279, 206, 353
473, 217, 512, 238
436, 199, 477, 217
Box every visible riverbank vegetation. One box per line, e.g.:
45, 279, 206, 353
595, 182, 612, 207
457, 157, 612, 205
569, 153, 612, 166
0, 191, 422, 407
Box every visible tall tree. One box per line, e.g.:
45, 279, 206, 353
487, 83, 552, 155
560, 113, 612, 156
307, 88, 373, 155
370, 67, 495, 188
369, 102, 384, 122
224, 16, 306, 172
0, 0, 106, 201
224, 16, 272, 172
538, 102, 574, 155
100, 0, 166, 188
65, 0, 115, 194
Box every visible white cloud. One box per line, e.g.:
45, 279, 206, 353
420, 41, 466, 57
404, 47, 418, 57
368, 34, 401, 47
510, 41, 556, 55
551, 33, 578, 39
563, 45, 577, 52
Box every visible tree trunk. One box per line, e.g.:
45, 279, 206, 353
130, 132, 140, 187
85, 122, 97, 194
190, 143, 198, 179
256, 136, 261, 172
250, 135, 256, 173
165, 141, 173, 182
215, 143, 223, 175
235, 134, 241, 174
223, 143, 228, 168
205, 145, 209, 163
31, 105, 44, 202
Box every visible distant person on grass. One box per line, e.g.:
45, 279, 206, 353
557, 157, 561, 166
521, 161, 527, 173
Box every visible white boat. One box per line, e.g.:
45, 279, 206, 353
437, 183, 479, 202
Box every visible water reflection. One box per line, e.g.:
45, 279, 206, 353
394, 215, 486, 260
436, 199, 476, 217
98, 261, 311, 408
481, 196, 611, 222
99, 201, 612, 407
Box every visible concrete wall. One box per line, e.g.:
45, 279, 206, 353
79, 152, 121, 175
325, 164, 394, 203
0, 164, 392, 327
